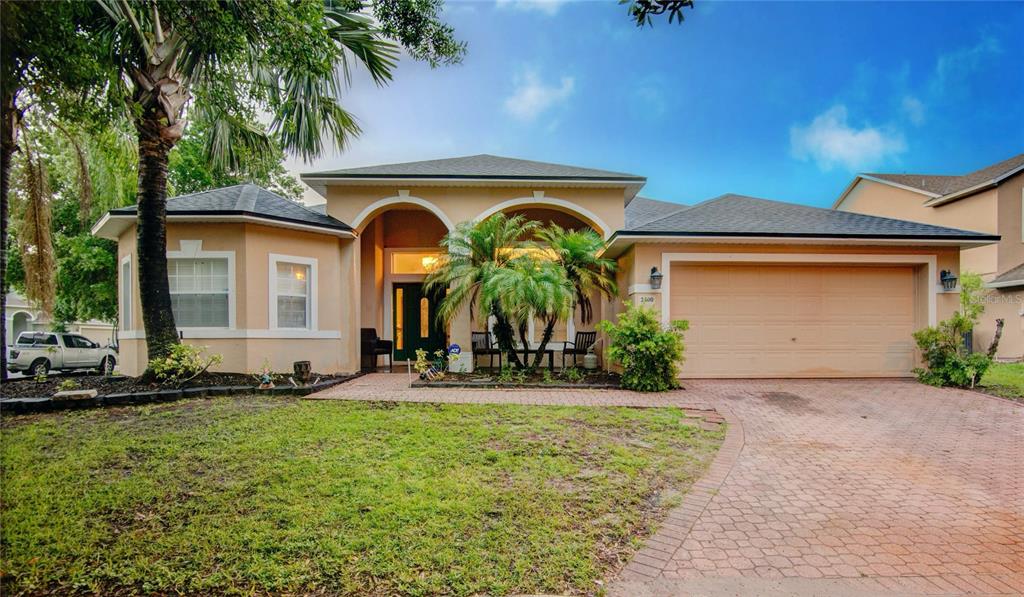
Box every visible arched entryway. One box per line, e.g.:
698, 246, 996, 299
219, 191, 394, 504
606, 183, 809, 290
472, 205, 607, 369
358, 204, 452, 368
10, 311, 33, 345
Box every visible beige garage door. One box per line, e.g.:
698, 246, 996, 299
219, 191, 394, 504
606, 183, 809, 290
669, 264, 917, 378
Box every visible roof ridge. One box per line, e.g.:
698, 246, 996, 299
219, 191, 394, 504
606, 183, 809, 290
235, 184, 260, 212
634, 193, 733, 229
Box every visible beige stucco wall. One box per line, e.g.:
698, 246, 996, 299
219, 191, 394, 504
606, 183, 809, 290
995, 171, 1024, 275
838, 180, 998, 276
323, 184, 628, 238
838, 176, 1023, 360
116, 222, 359, 377
976, 288, 1024, 361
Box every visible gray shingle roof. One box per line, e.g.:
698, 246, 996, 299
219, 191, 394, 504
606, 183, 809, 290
303, 154, 645, 182
865, 152, 1024, 198
625, 196, 689, 228
990, 263, 1024, 288
626, 194, 998, 240
109, 184, 352, 231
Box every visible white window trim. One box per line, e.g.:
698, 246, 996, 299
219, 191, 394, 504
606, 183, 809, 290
658, 252, 937, 328
120, 254, 132, 331
269, 253, 318, 331
167, 240, 236, 329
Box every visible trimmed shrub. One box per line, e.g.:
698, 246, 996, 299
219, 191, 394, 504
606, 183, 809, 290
150, 344, 223, 385
913, 316, 991, 388
598, 303, 688, 392
912, 272, 991, 388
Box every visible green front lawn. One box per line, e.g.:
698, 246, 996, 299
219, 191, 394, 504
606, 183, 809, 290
980, 362, 1024, 400
1, 397, 722, 596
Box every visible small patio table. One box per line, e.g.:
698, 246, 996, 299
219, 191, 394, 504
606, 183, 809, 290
517, 348, 555, 372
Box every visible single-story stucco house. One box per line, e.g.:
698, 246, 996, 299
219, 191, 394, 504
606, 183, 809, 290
92, 154, 999, 378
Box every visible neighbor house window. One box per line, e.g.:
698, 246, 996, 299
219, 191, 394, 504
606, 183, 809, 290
269, 254, 318, 330
168, 258, 230, 327
120, 256, 131, 330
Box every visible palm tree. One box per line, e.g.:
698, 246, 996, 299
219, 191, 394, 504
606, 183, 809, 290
90, 0, 398, 362
425, 213, 538, 368
535, 223, 618, 333
482, 255, 573, 370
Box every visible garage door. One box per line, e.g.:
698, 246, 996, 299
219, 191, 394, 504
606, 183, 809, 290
669, 264, 917, 378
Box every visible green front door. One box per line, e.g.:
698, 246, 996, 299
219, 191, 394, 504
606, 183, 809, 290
393, 283, 447, 361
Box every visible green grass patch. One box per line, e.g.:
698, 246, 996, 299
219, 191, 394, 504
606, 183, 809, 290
980, 362, 1024, 401
1, 396, 722, 596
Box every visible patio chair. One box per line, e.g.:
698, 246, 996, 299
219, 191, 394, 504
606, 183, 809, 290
360, 328, 393, 372
561, 331, 597, 369
471, 331, 503, 370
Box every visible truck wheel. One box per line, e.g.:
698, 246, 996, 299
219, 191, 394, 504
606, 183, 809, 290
30, 359, 50, 377
100, 356, 116, 376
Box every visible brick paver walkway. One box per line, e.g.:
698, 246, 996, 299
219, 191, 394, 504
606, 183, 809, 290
311, 375, 1024, 595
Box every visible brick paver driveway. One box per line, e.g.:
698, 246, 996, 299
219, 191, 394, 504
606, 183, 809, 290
616, 379, 1024, 596
313, 375, 1023, 595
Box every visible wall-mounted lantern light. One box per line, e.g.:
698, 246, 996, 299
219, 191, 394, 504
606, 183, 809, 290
649, 266, 664, 290
940, 269, 958, 291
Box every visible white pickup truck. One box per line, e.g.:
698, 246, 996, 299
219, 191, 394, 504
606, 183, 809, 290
7, 332, 117, 377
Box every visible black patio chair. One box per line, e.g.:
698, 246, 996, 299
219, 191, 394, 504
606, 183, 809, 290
471, 331, 503, 370
360, 328, 393, 372
561, 331, 597, 369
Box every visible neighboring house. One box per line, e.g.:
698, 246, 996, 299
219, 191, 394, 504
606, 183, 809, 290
4, 291, 116, 347
93, 154, 996, 378
834, 152, 1024, 361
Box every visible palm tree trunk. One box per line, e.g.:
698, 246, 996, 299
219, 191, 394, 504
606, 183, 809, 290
134, 120, 179, 362
531, 317, 557, 370
0, 89, 22, 382
490, 308, 523, 368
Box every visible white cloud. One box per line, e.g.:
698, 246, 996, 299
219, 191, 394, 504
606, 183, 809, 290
790, 105, 906, 171
901, 95, 925, 126
503, 70, 575, 122
494, 0, 566, 16
932, 35, 1001, 93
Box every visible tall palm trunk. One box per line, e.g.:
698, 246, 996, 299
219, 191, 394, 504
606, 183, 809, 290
0, 89, 22, 382
134, 118, 180, 361
131, 29, 189, 364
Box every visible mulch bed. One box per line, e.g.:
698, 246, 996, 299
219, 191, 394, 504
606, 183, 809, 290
1, 371, 361, 415
412, 369, 621, 389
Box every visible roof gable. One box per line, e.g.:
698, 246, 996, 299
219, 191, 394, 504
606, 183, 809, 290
625, 196, 689, 228
302, 154, 645, 182
858, 152, 1024, 204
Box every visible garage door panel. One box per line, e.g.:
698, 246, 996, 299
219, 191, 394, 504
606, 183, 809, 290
670, 263, 917, 378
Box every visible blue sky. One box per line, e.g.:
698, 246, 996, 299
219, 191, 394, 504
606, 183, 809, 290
292, 1, 1024, 208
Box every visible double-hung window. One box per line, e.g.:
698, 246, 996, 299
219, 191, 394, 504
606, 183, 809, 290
168, 258, 230, 327
270, 254, 317, 330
